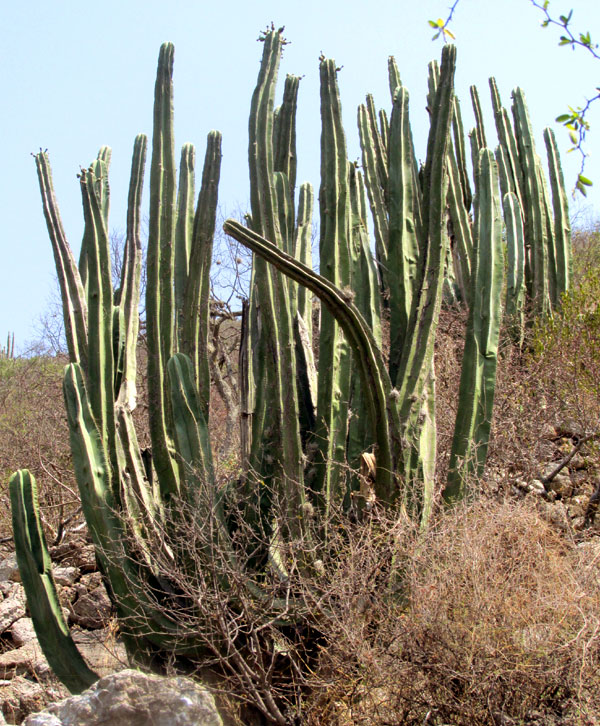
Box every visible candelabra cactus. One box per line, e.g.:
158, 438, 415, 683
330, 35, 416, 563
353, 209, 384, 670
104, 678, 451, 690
9, 27, 570, 715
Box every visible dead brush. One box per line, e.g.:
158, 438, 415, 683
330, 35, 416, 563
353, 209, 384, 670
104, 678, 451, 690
303, 497, 600, 725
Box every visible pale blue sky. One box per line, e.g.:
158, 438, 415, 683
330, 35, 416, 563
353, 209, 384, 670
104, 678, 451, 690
2, 0, 600, 351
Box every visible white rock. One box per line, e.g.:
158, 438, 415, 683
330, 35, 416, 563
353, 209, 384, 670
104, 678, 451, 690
52, 567, 79, 587
23, 669, 223, 725
0, 555, 20, 584
0, 584, 26, 633
527, 480, 546, 496
10, 617, 37, 647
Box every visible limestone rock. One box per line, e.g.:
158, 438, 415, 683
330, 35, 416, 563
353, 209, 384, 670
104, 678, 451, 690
0, 640, 46, 679
0, 555, 20, 585
0, 585, 26, 634
10, 617, 36, 648
49, 541, 96, 573
546, 473, 572, 498
71, 628, 127, 676
23, 669, 223, 725
70, 574, 112, 629
52, 567, 79, 588
0, 676, 64, 724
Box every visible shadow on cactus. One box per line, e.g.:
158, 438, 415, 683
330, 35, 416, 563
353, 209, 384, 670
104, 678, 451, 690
10, 26, 572, 723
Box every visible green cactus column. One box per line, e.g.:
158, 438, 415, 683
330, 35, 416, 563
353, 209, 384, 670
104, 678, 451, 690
10, 471, 99, 694
393, 44, 457, 521
246, 27, 305, 528
444, 149, 504, 503
310, 56, 353, 511
146, 42, 180, 499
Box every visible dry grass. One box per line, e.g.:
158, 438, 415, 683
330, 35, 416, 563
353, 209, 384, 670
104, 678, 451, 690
304, 499, 600, 725
0, 355, 79, 542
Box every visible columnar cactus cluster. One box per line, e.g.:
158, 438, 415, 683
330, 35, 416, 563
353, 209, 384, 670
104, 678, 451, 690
0, 333, 15, 359
10, 28, 571, 701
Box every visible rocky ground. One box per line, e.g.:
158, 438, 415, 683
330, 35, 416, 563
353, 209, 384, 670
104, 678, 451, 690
0, 421, 597, 724
0, 538, 127, 724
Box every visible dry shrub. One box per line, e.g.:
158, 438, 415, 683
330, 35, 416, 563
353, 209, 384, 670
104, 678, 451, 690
0, 355, 80, 542
305, 498, 600, 725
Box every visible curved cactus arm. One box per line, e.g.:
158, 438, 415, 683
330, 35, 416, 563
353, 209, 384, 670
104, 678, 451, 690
182, 131, 222, 416
33, 152, 88, 369
544, 127, 572, 301
9, 470, 99, 694
224, 219, 400, 504
146, 42, 180, 499
115, 134, 147, 413
444, 149, 504, 504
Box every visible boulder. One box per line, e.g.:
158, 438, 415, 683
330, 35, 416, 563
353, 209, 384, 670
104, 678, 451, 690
23, 669, 223, 725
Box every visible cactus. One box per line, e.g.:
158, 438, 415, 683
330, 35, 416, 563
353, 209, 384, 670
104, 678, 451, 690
11, 31, 571, 708
9, 470, 98, 693
0, 332, 15, 359
444, 149, 504, 502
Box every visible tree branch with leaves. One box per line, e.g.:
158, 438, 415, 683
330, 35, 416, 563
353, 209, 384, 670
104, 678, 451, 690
430, 0, 599, 195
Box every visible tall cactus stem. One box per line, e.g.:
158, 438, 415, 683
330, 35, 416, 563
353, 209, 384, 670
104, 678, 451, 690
10, 470, 99, 694
146, 42, 180, 498
444, 149, 504, 503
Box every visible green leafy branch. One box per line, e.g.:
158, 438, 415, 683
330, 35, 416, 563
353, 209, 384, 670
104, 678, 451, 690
429, 0, 599, 195
531, 1, 600, 195
428, 0, 460, 42
530, 1, 600, 60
